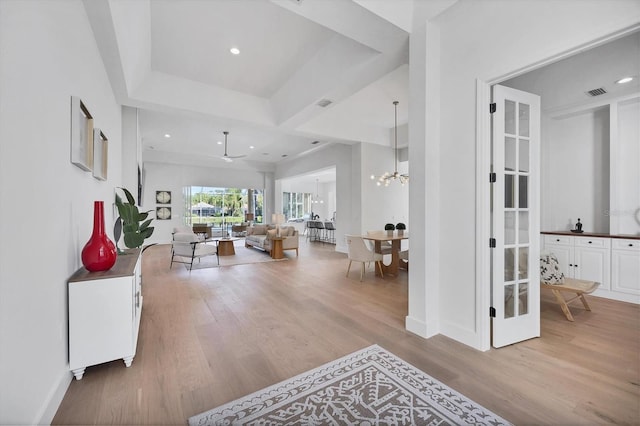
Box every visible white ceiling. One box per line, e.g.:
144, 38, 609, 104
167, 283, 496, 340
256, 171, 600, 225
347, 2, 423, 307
502, 31, 640, 111
85, 0, 636, 174
87, 0, 452, 171
150, 0, 372, 99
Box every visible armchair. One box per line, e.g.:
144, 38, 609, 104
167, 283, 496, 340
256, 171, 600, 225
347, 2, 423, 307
170, 232, 218, 270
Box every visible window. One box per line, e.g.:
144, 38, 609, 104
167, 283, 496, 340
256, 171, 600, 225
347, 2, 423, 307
185, 187, 264, 226
283, 192, 312, 221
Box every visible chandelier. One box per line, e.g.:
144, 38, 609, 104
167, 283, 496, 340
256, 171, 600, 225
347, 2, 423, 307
370, 101, 409, 187
312, 178, 324, 204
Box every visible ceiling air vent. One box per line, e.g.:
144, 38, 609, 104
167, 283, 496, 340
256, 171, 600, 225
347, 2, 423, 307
587, 87, 607, 97
311, 140, 320, 145
316, 99, 333, 108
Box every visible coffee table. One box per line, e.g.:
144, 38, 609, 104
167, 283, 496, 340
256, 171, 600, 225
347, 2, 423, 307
217, 238, 240, 256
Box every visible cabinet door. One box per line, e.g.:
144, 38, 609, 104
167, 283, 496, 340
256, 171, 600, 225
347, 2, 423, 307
611, 241, 640, 296
574, 246, 610, 289
132, 256, 142, 352
69, 277, 134, 370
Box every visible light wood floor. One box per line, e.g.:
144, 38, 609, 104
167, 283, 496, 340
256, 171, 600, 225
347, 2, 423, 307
53, 239, 640, 425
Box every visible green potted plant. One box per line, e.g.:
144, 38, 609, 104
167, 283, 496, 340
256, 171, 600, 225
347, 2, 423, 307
384, 223, 395, 236
114, 187, 154, 253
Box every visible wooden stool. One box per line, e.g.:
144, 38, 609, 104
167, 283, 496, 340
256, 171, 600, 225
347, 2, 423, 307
541, 278, 600, 321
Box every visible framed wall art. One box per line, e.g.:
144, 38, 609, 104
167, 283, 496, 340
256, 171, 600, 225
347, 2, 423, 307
92, 128, 108, 181
156, 206, 172, 220
70, 96, 94, 171
156, 190, 171, 204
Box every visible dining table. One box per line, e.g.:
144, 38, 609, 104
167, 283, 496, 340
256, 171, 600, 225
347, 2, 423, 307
362, 231, 408, 276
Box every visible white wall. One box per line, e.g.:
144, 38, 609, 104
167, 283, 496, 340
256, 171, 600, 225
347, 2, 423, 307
142, 162, 269, 244
418, 0, 640, 349
543, 108, 610, 233
361, 143, 409, 233
275, 144, 355, 252
0, 1, 123, 423
614, 98, 640, 235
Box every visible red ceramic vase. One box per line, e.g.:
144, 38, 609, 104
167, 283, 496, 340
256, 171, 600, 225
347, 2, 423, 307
81, 201, 117, 272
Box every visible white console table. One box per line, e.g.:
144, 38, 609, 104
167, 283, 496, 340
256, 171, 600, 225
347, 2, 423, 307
68, 249, 142, 380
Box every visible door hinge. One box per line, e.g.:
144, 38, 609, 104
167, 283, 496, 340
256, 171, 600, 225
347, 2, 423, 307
489, 172, 496, 183
490, 307, 496, 317
489, 238, 496, 248
490, 103, 497, 114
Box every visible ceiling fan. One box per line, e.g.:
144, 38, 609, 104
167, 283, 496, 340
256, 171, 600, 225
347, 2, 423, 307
218, 131, 246, 162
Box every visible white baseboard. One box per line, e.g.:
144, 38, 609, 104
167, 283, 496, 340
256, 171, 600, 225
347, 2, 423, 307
405, 315, 438, 338
35, 370, 72, 425
335, 243, 347, 254
592, 289, 639, 304
440, 320, 485, 351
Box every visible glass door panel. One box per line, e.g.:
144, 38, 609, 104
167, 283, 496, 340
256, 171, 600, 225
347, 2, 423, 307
505, 137, 516, 171
518, 211, 529, 244
519, 103, 530, 137
505, 212, 516, 245
505, 175, 515, 208
519, 176, 528, 208
505, 100, 516, 135
519, 139, 530, 172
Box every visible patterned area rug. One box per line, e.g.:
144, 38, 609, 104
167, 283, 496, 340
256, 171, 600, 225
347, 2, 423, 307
188, 345, 511, 426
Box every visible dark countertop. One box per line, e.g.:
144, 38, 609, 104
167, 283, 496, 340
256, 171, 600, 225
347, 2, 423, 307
541, 231, 640, 240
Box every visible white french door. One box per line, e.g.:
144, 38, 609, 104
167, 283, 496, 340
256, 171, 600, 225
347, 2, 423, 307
491, 84, 541, 348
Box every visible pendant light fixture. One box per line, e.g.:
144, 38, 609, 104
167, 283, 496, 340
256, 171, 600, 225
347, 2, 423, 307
370, 101, 409, 187
312, 178, 324, 204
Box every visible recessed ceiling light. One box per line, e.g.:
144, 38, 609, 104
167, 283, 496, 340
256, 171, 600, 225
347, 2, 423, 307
164, 134, 171, 138
217, 141, 223, 145
230, 47, 240, 55
616, 76, 633, 84
249, 145, 255, 149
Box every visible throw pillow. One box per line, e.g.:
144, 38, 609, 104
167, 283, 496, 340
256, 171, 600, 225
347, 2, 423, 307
540, 252, 565, 284
267, 229, 277, 239
253, 225, 267, 235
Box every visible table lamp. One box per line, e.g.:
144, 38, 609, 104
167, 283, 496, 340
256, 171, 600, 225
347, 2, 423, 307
272, 213, 285, 237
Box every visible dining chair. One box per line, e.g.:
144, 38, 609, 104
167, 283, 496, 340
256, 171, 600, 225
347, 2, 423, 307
399, 249, 409, 269
345, 234, 384, 281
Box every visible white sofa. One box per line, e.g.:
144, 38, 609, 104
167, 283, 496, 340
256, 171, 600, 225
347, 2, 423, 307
245, 224, 299, 257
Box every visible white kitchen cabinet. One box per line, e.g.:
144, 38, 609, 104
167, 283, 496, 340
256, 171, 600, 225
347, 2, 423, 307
68, 249, 142, 380
611, 239, 640, 298
543, 232, 640, 303
543, 234, 610, 289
